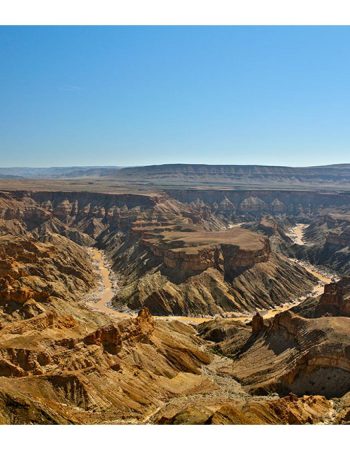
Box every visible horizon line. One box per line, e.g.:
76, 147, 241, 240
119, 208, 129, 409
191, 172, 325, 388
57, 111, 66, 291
1, 162, 350, 170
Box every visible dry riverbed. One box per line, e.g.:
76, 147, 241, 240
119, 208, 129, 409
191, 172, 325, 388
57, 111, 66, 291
85, 248, 132, 320
85, 246, 339, 326
286, 223, 309, 246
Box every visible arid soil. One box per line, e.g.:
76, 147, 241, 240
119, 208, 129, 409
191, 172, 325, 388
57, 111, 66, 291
1, 183, 350, 424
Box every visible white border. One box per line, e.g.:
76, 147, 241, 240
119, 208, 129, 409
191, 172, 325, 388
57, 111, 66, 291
1, 0, 350, 446
1, 0, 350, 25
0, 424, 348, 450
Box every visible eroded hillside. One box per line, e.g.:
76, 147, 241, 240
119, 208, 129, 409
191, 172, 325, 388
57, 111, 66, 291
0, 186, 350, 424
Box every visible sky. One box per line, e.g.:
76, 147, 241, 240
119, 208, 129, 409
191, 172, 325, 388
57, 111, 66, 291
1, 26, 350, 168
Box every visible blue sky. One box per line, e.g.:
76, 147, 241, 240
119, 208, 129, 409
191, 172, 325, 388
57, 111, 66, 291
1, 26, 350, 167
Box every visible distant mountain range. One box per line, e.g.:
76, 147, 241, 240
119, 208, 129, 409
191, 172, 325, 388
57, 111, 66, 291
116, 163, 350, 189
0, 166, 121, 179
118, 163, 350, 178
1, 163, 350, 189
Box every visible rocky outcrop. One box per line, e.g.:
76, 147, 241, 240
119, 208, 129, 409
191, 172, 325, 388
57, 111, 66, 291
326, 229, 350, 247
143, 241, 220, 276
0, 234, 96, 320
83, 324, 122, 355
109, 216, 313, 316
252, 312, 264, 334
213, 310, 350, 399
221, 240, 270, 281
315, 277, 350, 317
0, 304, 217, 424
154, 394, 332, 425
143, 233, 270, 282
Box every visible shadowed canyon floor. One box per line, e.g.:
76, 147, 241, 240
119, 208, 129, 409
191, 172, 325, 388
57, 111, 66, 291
0, 180, 350, 424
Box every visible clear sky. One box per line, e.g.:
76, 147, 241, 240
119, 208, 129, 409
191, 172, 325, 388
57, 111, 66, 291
1, 26, 350, 167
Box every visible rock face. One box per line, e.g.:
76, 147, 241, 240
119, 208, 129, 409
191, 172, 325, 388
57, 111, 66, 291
0, 190, 156, 246
167, 189, 350, 219
142, 225, 270, 280
0, 298, 220, 424
292, 277, 350, 319
208, 310, 350, 399
145, 242, 220, 276
83, 324, 122, 355
221, 240, 270, 281
315, 277, 350, 317
252, 312, 264, 334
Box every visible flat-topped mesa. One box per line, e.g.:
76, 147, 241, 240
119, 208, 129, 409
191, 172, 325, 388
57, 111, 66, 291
221, 239, 270, 282
141, 226, 270, 280
316, 277, 350, 317
131, 220, 178, 239
162, 246, 220, 274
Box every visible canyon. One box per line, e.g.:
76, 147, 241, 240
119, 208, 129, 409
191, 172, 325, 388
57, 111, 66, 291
0, 165, 350, 424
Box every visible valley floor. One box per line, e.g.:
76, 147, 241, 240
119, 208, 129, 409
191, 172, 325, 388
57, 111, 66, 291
85, 246, 335, 325
286, 223, 309, 246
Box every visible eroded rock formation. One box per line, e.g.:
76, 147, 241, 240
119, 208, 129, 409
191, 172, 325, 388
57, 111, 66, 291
316, 277, 350, 317
203, 310, 350, 399
0, 186, 349, 424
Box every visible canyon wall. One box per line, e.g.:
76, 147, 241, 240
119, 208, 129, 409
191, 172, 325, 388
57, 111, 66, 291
167, 189, 350, 218
221, 240, 271, 281
142, 238, 271, 282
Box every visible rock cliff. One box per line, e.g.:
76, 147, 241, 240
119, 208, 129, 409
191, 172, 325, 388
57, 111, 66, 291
206, 310, 350, 399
